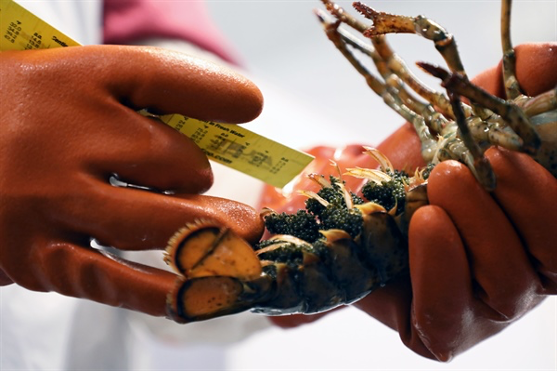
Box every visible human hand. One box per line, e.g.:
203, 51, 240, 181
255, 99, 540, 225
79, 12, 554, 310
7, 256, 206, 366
0, 45, 264, 318
258, 42, 557, 360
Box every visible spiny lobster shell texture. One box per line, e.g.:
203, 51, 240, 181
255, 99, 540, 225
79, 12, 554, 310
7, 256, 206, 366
165, 164, 429, 322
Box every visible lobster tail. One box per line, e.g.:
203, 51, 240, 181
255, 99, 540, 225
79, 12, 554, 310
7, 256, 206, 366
168, 275, 273, 323
165, 154, 430, 321
165, 221, 272, 322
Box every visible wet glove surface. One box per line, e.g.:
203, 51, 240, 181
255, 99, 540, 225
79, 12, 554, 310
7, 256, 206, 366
0, 45, 265, 317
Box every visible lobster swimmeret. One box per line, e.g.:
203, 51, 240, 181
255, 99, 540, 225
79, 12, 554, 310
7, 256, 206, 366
164, 0, 557, 323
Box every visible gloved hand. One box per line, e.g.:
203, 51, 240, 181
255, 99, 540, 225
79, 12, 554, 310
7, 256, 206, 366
259, 42, 557, 360
0, 45, 265, 318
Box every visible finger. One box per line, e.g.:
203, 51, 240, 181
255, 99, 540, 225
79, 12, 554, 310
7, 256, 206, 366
258, 146, 337, 214
352, 275, 437, 358
376, 122, 426, 171
485, 147, 557, 290
20, 45, 263, 124
471, 43, 557, 98
259, 122, 426, 214
63, 182, 264, 251
268, 312, 331, 329
1, 214, 178, 317
259, 144, 382, 214
90, 45, 263, 123
0, 270, 14, 286
427, 161, 540, 318
31, 242, 178, 318
408, 205, 478, 361
85, 109, 214, 194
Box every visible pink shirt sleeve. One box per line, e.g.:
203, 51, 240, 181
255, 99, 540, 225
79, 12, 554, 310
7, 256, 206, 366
102, 0, 240, 65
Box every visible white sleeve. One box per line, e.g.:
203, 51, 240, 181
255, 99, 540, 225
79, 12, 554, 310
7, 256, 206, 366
1, 2, 125, 371
15, 0, 102, 45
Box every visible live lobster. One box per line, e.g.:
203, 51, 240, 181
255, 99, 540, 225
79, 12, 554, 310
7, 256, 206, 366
164, 0, 556, 323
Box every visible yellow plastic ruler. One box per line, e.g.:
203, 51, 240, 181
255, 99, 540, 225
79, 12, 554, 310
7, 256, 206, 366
0, 0, 80, 49
155, 113, 313, 188
0, 0, 314, 188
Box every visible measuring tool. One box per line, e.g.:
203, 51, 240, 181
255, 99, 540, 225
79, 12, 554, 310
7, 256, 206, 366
0, 0, 314, 188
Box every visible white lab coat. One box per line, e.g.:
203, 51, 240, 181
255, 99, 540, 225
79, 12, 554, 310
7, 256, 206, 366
1, 1, 556, 370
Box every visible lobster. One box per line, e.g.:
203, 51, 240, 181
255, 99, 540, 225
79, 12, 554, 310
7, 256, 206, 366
164, 0, 556, 323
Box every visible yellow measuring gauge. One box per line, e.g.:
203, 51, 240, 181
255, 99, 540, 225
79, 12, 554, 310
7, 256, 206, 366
0, 0, 314, 188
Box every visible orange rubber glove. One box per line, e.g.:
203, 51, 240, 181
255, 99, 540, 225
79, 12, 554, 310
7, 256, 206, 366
259, 43, 557, 360
0, 45, 264, 318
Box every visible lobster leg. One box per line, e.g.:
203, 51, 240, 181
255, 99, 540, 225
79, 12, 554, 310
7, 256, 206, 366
499, 0, 556, 174
372, 36, 455, 120
320, 0, 454, 119
501, 0, 522, 100
316, 7, 486, 175
520, 88, 557, 117
419, 63, 541, 154
318, 0, 494, 168
315, 9, 438, 163
353, 2, 465, 74
448, 88, 497, 190
331, 22, 451, 131
345, 8, 503, 154
352, 1, 515, 126
318, 0, 556, 186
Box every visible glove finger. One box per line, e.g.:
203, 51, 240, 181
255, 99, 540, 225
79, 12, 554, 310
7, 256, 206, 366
268, 312, 332, 328
70, 45, 263, 124
258, 146, 337, 214
0, 270, 14, 286
408, 205, 494, 361
29, 241, 179, 318
485, 147, 557, 290
62, 181, 264, 251
258, 122, 426, 215
85, 109, 213, 194
471, 43, 557, 98
427, 160, 540, 319
259, 144, 376, 214
375, 122, 426, 171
